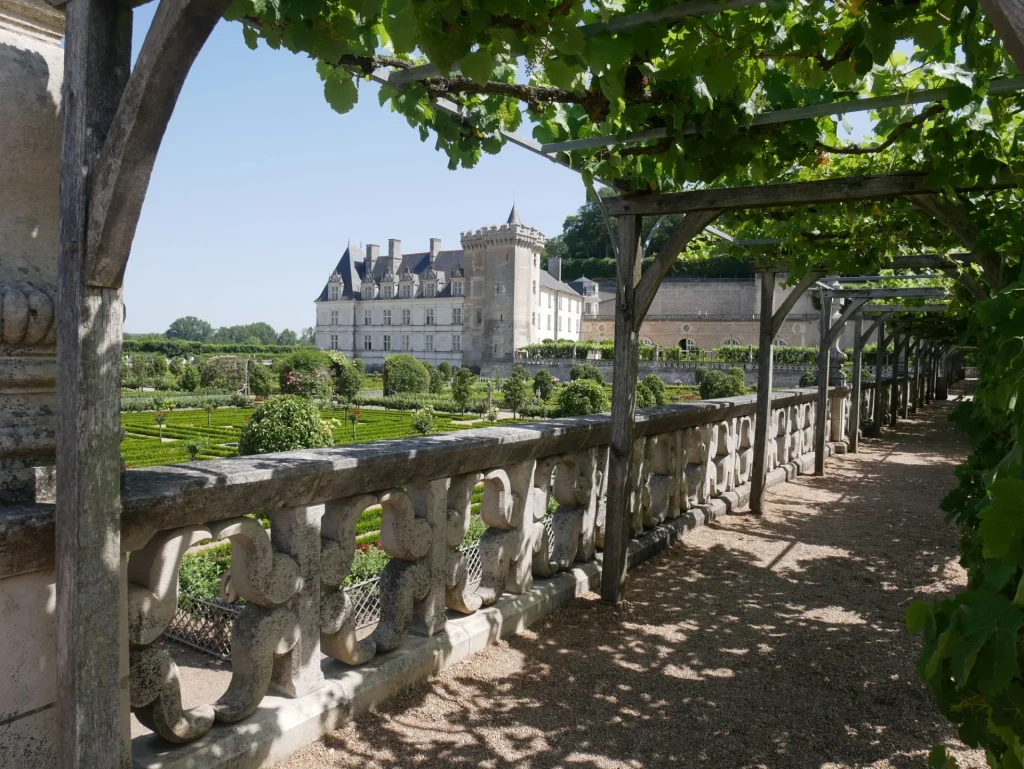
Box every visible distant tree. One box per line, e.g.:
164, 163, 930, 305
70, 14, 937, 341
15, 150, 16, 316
382, 355, 429, 395
437, 361, 452, 382
153, 411, 167, 441
168, 356, 184, 376
247, 361, 273, 396
200, 356, 248, 391
299, 327, 316, 346
452, 368, 475, 413
558, 379, 608, 416
502, 365, 531, 420
238, 396, 333, 455
166, 316, 213, 342
180, 365, 200, 392
277, 329, 299, 346
152, 354, 168, 377
533, 369, 555, 401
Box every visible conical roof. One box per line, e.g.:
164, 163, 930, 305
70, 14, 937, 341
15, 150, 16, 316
507, 205, 521, 225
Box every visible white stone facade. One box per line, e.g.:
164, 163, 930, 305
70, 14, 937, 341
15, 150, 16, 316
314, 208, 583, 370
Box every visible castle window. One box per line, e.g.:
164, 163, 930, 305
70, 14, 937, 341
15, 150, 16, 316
426, 334, 434, 352
330, 310, 339, 325
402, 309, 411, 325
547, 316, 551, 330
453, 334, 461, 352
330, 334, 339, 350
364, 335, 372, 350
425, 283, 436, 298
382, 285, 393, 299
364, 310, 372, 326
532, 312, 536, 328
402, 335, 410, 351
532, 281, 536, 295
401, 284, 411, 299
383, 335, 392, 351
426, 308, 435, 325
722, 338, 741, 346
329, 286, 339, 301
547, 294, 552, 309
383, 309, 392, 326
452, 281, 463, 297
476, 309, 483, 326
558, 317, 562, 331
774, 338, 790, 347
453, 308, 462, 325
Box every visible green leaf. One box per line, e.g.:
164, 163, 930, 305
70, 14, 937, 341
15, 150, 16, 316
980, 479, 1024, 560
323, 71, 359, 115
928, 745, 959, 769
907, 600, 931, 633
242, 25, 258, 50
460, 48, 494, 87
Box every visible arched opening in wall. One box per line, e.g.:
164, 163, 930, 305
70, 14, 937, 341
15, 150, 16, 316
678, 338, 695, 359
722, 338, 742, 346
641, 337, 654, 345
774, 338, 789, 347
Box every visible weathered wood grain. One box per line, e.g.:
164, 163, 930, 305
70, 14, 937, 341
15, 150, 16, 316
750, 271, 776, 514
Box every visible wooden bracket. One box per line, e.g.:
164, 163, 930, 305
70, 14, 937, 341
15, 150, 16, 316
85, 0, 231, 288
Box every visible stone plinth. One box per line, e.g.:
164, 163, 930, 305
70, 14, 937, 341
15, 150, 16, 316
0, 0, 63, 504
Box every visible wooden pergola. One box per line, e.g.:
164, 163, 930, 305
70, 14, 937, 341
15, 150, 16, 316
47, 0, 1024, 765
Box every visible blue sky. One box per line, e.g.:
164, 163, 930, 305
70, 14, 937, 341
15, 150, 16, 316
124, 8, 588, 335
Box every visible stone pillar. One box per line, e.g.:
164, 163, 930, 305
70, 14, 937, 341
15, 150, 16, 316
0, 0, 64, 504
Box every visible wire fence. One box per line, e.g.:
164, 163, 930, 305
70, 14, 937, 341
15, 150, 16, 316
166, 542, 483, 661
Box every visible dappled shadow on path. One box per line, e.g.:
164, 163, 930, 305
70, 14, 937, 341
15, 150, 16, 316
281, 402, 979, 769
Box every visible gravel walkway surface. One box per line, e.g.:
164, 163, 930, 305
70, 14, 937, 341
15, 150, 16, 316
282, 400, 980, 769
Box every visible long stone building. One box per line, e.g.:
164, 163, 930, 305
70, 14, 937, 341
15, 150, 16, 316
315, 207, 584, 371
579, 274, 855, 351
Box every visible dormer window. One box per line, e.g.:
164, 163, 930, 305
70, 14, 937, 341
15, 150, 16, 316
401, 284, 411, 299
424, 283, 436, 298
382, 285, 393, 299
452, 281, 464, 297
360, 282, 375, 300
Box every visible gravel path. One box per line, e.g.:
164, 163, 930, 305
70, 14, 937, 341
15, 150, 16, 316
282, 400, 980, 769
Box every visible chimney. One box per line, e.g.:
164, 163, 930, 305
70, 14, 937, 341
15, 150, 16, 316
429, 238, 441, 259
366, 243, 379, 271
389, 238, 401, 261
548, 256, 562, 282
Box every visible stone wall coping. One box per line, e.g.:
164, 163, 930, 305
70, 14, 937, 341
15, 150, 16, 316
0, 387, 846, 578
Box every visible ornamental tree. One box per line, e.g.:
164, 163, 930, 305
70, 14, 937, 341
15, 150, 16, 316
238, 396, 333, 456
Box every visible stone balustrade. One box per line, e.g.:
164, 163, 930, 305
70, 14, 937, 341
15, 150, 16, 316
0, 386, 860, 768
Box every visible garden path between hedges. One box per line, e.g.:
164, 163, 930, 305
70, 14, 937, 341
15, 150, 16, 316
281, 395, 982, 769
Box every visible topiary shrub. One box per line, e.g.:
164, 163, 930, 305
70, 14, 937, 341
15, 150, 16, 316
424, 363, 445, 394
641, 374, 666, 406
382, 354, 429, 395
238, 395, 333, 455
411, 406, 435, 435
799, 369, 817, 387
699, 369, 747, 400
180, 365, 200, 392
533, 369, 555, 401
637, 380, 656, 408
570, 363, 605, 384
694, 366, 708, 385
558, 379, 609, 416
248, 361, 273, 396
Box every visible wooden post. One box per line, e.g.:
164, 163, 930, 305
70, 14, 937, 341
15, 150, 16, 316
849, 316, 864, 453
56, 1, 133, 768
979, 0, 1024, 73
889, 328, 901, 426
869, 320, 884, 436
750, 270, 776, 514
601, 214, 642, 604
814, 291, 832, 475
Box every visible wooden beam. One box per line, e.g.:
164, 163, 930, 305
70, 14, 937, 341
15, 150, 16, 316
859, 317, 882, 347
632, 210, 722, 330
814, 293, 832, 475
850, 316, 864, 453
85, 0, 230, 288
56, 0, 133, 766
541, 77, 1024, 154
771, 271, 825, 337
904, 193, 1004, 290
862, 304, 949, 314
980, 0, 1024, 72
816, 286, 946, 300
890, 329, 902, 426
601, 215, 643, 604
827, 298, 868, 346
603, 173, 1013, 217
750, 271, 776, 514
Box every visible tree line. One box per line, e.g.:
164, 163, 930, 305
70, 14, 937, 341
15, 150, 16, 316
157, 315, 315, 347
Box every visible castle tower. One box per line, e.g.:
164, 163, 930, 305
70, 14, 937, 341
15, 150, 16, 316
461, 206, 545, 370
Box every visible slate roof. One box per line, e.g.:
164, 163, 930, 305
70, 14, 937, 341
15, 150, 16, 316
317, 247, 466, 301
539, 269, 582, 296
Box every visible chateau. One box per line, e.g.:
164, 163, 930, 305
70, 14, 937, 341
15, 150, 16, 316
315, 208, 584, 370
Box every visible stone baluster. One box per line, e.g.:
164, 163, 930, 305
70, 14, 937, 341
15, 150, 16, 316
710, 419, 737, 496
645, 432, 682, 528
734, 415, 754, 487
683, 423, 715, 508
627, 436, 652, 536
477, 462, 536, 605
446, 474, 484, 614
787, 404, 803, 460
320, 495, 379, 665
373, 482, 447, 650
802, 403, 816, 456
